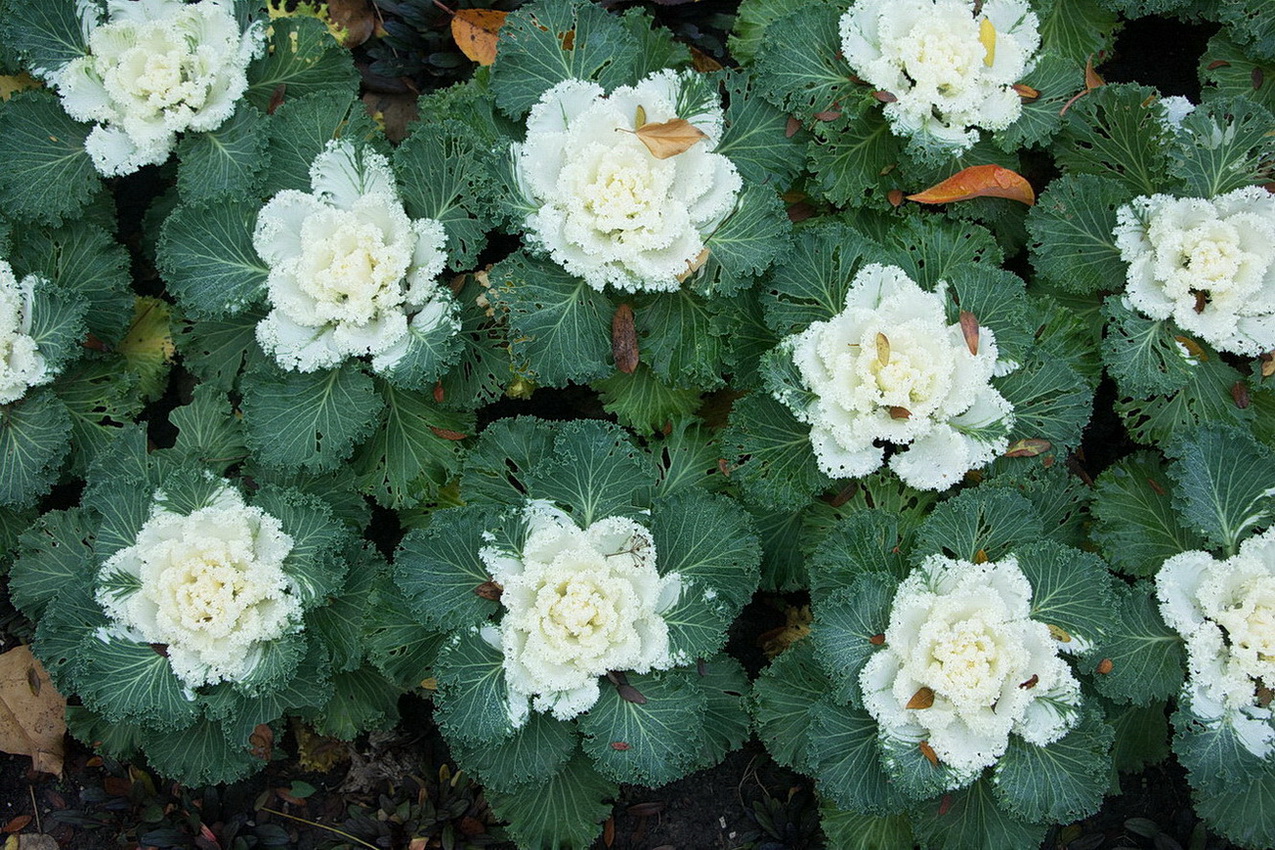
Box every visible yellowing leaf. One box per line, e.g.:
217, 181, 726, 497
907, 165, 1035, 206
875, 331, 890, 367
116, 296, 175, 401
0, 646, 65, 777
452, 9, 508, 66
1005, 438, 1052, 458
979, 18, 996, 67
631, 118, 707, 160
1048, 624, 1072, 643
0, 73, 39, 102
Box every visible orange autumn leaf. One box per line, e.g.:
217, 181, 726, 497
906, 164, 1035, 206
451, 9, 508, 66
631, 118, 707, 160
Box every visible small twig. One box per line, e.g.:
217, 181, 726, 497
29, 784, 41, 833
260, 807, 380, 850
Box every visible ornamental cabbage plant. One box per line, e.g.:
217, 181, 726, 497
0, 259, 54, 405
1114, 186, 1275, 357
514, 70, 743, 292
253, 139, 454, 373
42, 0, 265, 176
481, 501, 682, 724
393, 417, 760, 849
770, 263, 1014, 491
1156, 529, 1275, 759
755, 489, 1118, 849
8, 424, 401, 785
838, 0, 1041, 154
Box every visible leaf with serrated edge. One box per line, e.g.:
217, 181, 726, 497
808, 699, 910, 815
992, 711, 1113, 823
1092, 451, 1207, 577
524, 420, 653, 526
579, 669, 705, 786
910, 776, 1047, 850
1164, 424, 1275, 555
245, 17, 359, 112
485, 750, 617, 850
1089, 581, 1183, 705
753, 641, 829, 772
913, 489, 1041, 565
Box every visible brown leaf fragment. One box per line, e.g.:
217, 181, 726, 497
785, 116, 801, 138
814, 108, 842, 121
429, 426, 468, 441
612, 303, 640, 373
1048, 624, 1072, 643
8, 835, 58, 850
875, 331, 890, 366
1192, 289, 1208, 313
473, 581, 503, 601
267, 84, 287, 115
1261, 352, 1275, 378
907, 687, 935, 709
1011, 83, 1040, 101
617, 684, 647, 704
451, 9, 508, 66
959, 310, 980, 355
1096, 658, 1114, 674
1146, 477, 1166, 496
433, 381, 445, 404
872, 90, 897, 103
1019, 674, 1039, 690
3, 817, 31, 834
1206, 59, 1231, 70
938, 793, 953, 815
420, 677, 438, 690
919, 740, 939, 766
609, 741, 630, 751
603, 816, 616, 848
0, 646, 65, 777
689, 47, 722, 72
676, 247, 710, 282
634, 105, 647, 129
888, 406, 911, 420
627, 118, 707, 160
1084, 55, 1106, 90
1254, 67, 1265, 90
558, 29, 575, 51
869, 633, 886, 646
627, 801, 666, 817
907, 164, 1035, 205
249, 723, 273, 762
787, 201, 815, 222
327, 0, 377, 47
973, 549, 989, 564
1232, 381, 1250, 409
1257, 684, 1273, 707
1174, 335, 1208, 361
1005, 438, 1051, 458
887, 189, 905, 207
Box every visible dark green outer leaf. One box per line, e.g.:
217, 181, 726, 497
240, 361, 383, 473
1164, 424, 1275, 555
1115, 348, 1252, 447
0, 91, 101, 226
909, 777, 1047, 850
0, 389, 72, 509
994, 53, 1084, 151
489, 252, 614, 388
1101, 297, 1197, 398
394, 120, 493, 271
752, 4, 862, 123
1091, 451, 1208, 577
1055, 84, 1178, 196
722, 391, 831, 511
434, 627, 518, 745
1026, 173, 1133, 295
395, 507, 500, 632
991, 712, 1114, 824
592, 366, 702, 435
651, 488, 760, 614
1088, 581, 1184, 706
158, 200, 268, 319
244, 17, 359, 112
485, 750, 617, 850
0, 0, 87, 77
489, 0, 639, 119
1200, 34, 1275, 113
717, 68, 806, 187
633, 289, 725, 389
306, 665, 400, 741
579, 669, 706, 786
700, 184, 792, 294
812, 577, 895, 706
1038, 0, 1118, 64
461, 416, 557, 507
1170, 96, 1275, 197
262, 90, 382, 196
143, 715, 262, 787
808, 700, 911, 815
753, 641, 829, 772
524, 419, 654, 524
819, 804, 914, 850
806, 109, 902, 209
453, 712, 579, 794
175, 104, 270, 203
760, 221, 881, 336
913, 488, 1042, 565
11, 218, 130, 343
10, 507, 94, 619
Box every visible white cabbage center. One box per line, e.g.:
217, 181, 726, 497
0, 260, 50, 406
1157, 529, 1275, 757
1115, 186, 1275, 356
481, 502, 681, 724
514, 70, 742, 292
96, 483, 301, 689
775, 263, 1012, 491
860, 555, 1081, 781
839, 0, 1040, 152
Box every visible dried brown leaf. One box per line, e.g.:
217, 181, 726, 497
328, 0, 377, 47
906, 164, 1035, 206
630, 118, 707, 159
451, 9, 508, 66
0, 647, 65, 776
611, 303, 639, 373
959, 310, 979, 355
906, 687, 935, 709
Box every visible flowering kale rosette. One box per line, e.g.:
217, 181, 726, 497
1114, 185, 1275, 357
838, 0, 1040, 154
755, 488, 1117, 848
726, 217, 1093, 509
7, 426, 395, 785
392, 417, 760, 849
252, 139, 453, 374
513, 70, 743, 293
40, 0, 265, 176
